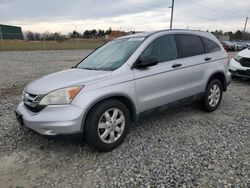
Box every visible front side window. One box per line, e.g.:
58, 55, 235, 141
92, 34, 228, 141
176, 34, 205, 58
77, 37, 145, 71
140, 35, 178, 63
202, 37, 221, 53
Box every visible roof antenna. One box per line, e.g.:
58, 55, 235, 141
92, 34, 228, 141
186, 26, 189, 30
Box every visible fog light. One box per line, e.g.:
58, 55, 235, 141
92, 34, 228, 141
43, 129, 57, 135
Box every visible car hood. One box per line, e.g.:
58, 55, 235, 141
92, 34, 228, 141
238, 48, 250, 58
25, 68, 112, 95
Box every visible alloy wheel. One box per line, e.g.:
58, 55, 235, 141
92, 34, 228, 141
208, 83, 221, 107
97, 108, 125, 144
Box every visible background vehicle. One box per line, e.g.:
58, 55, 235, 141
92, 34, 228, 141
221, 42, 229, 52
16, 30, 231, 151
238, 41, 248, 49
221, 41, 237, 51
232, 41, 244, 51
244, 41, 250, 48
229, 48, 250, 78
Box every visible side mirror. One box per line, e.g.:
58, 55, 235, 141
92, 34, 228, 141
134, 57, 158, 69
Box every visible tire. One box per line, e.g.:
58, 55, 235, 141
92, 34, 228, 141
84, 99, 130, 152
198, 79, 223, 112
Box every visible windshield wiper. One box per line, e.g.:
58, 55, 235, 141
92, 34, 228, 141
78, 67, 113, 71
81, 67, 99, 70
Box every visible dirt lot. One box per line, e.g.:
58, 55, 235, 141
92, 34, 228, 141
0, 51, 249, 187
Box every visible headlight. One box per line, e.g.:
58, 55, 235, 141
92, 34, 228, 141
39, 86, 83, 105
234, 55, 242, 62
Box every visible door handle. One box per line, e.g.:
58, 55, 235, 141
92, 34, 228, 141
205, 57, 212, 61
172, 63, 182, 68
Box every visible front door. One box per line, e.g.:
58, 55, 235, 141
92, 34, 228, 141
133, 35, 186, 113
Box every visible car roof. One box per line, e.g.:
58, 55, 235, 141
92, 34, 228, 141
118, 29, 216, 40
117, 31, 155, 39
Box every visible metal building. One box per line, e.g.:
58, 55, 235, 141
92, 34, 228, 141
0, 24, 23, 39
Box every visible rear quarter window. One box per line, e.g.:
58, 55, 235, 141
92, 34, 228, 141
175, 34, 205, 58
202, 37, 221, 53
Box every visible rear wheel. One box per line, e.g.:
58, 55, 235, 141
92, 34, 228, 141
198, 79, 223, 112
84, 99, 130, 152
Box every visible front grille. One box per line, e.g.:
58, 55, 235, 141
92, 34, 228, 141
236, 70, 250, 76
24, 104, 46, 113
239, 58, 250, 67
23, 92, 45, 113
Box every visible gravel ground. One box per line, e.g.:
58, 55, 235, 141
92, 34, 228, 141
0, 50, 249, 188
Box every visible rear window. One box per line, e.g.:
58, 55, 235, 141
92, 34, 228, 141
176, 34, 205, 58
202, 37, 221, 53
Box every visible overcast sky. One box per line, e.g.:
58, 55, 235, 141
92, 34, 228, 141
0, 0, 249, 34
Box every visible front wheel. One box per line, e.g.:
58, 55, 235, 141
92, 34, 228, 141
198, 79, 223, 112
84, 99, 130, 152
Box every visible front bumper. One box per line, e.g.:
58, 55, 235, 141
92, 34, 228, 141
229, 69, 250, 78
16, 102, 84, 135
226, 70, 232, 87
229, 58, 250, 78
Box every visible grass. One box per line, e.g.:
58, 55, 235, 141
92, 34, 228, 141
0, 39, 107, 51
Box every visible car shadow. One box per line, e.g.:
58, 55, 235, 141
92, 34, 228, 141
11, 102, 202, 153
231, 77, 250, 85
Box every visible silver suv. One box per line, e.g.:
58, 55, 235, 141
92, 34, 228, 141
16, 30, 231, 151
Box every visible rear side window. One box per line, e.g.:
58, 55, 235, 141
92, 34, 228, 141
140, 35, 178, 63
176, 34, 205, 58
201, 37, 221, 53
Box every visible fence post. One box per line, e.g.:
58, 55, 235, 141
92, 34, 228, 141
75, 25, 79, 49
0, 25, 4, 51
43, 37, 46, 50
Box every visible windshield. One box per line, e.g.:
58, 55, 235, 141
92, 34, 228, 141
77, 37, 145, 71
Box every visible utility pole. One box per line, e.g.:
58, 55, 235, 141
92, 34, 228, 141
243, 17, 248, 33
43, 34, 46, 50
243, 17, 248, 40
169, 0, 175, 30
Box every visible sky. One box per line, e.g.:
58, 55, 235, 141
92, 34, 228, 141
0, 0, 249, 34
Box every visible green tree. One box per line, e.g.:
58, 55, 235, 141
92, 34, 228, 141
91, 29, 97, 37
97, 29, 105, 37
83, 30, 91, 38
234, 30, 243, 40
105, 27, 112, 35
71, 30, 81, 38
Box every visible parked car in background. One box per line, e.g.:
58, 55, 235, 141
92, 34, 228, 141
229, 48, 250, 78
221, 42, 229, 52
221, 41, 237, 51
244, 41, 250, 48
16, 29, 231, 151
232, 41, 245, 51
239, 41, 249, 49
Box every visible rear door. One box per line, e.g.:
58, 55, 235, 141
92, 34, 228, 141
133, 35, 186, 113
175, 34, 208, 97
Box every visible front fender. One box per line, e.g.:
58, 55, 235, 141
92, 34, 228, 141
71, 80, 138, 131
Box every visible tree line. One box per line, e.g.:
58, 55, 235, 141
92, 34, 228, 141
210, 30, 250, 40
25, 28, 250, 41
25, 28, 112, 41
